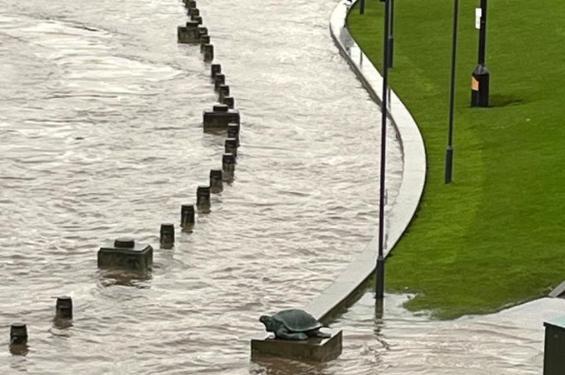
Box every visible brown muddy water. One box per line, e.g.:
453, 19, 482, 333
0, 0, 402, 373
0, 0, 548, 374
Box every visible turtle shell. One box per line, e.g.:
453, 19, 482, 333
271, 309, 322, 332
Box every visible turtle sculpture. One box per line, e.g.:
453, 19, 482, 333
259, 309, 331, 340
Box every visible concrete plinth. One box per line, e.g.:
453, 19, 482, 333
251, 329, 342, 362
177, 25, 200, 44
203, 108, 240, 129
97, 239, 153, 273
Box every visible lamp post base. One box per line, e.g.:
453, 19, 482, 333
471, 64, 490, 107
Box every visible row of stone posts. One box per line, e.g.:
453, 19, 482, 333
8, 0, 244, 354
9, 297, 73, 355
96, 0, 243, 274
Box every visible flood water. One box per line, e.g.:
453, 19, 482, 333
0, 0, 402, 373
0, 0, 548, 374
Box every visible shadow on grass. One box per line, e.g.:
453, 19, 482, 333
489, 95, 525, 108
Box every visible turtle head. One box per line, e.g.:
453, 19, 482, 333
259, 315, 275, 332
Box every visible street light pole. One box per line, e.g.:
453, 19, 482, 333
376, 0, 391, 300
471, 0, 489, 107
388, 0, 394, 68
445, 0, 460, 184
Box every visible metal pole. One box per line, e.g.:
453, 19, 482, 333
376, 0, 391, 300
478, 0, 487, 65
360, 0, 365, 15
471, 0, 490, 107
388, 0, 394, 68
445, 0, 460, 184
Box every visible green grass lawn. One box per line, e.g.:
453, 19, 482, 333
347, 0, 565, 319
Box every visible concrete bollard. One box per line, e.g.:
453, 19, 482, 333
218, 84, 230, 102
200, 35, 211, 52
210, 169, 224, 193
222, 153, 236, 181
225, 138, 238, 157
10, 323, 28, 345
97, 239, 153, 273
160, 223, 175, 248
214, 73, 225, 90
189, 8, 200, 17
198, 26, 208, 38
203, 44, 214, 62
181, 204, 195, 228
222, 96, 235, 109
211, 63, 221, 79
196, 186, 211, 211
227, 123, 240, 146
55, 296, 73, 320
192, 16, 203, 25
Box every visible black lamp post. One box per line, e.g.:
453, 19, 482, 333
445, 0, 460, 184
379, 0, 394, 68
376, 0, 392, 300
471, 0, 489, 107
360, 0, 365, 15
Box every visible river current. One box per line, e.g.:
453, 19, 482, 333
0, 0, 549, 374
0, 0, 402, 373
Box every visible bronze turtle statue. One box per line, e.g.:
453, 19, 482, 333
259, 309, 331, 340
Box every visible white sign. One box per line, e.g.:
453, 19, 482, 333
475, 8, 482, 29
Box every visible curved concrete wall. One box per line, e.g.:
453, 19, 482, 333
304, 0, 427, 324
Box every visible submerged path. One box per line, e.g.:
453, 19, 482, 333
0, 0, 403, 373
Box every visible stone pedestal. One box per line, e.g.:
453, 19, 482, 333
97, 239, 153, 273
203, 108, 240, 129
251, 329, 342, 362
177, 24, 200, 44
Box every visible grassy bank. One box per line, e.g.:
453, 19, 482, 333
347, 0, 565, 318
